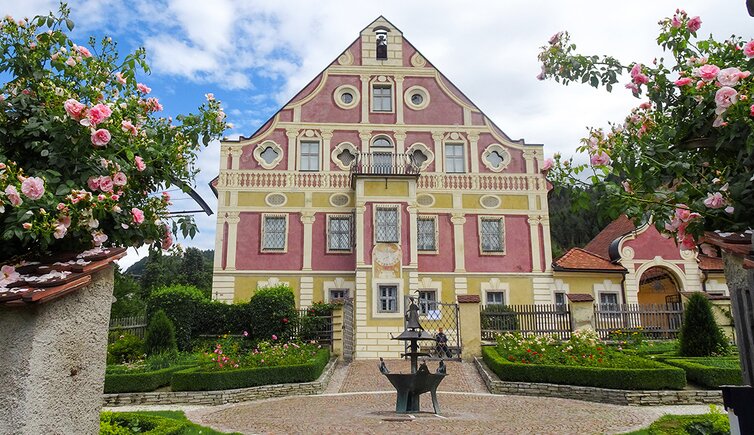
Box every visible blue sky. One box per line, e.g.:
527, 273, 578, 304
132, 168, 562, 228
3, 0, 752, 268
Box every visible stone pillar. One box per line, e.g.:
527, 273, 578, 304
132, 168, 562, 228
723, 252, 754, 386
225, 212, 241, 271
320, 129, 333, 172
528, 216, 543, 273
432, 132, 444, 173
0, 267, 114, 435
331, 304, 344, 357
451, 212, 466, 272
359, 130, 372, 155
230, 145, 243, 170
457, 295, 482, 361
395, 75, 405, 125
567, 294, 595, 332
468, 132, 480, 173
286, 128, 298, 170
394, 129, 406, 155
301, 212, 315, 271
360, 75, 370, 124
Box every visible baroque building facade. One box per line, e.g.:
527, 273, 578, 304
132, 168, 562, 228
211, 17, 553, 357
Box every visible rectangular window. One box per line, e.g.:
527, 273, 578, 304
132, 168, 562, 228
486, 291, 505, 305
262, 215, 286, 251
300, 140, 319, 171
329, 289, 349, 300
375, 206, 399, 243
418, 290, 437, 315
328, 216, 352, 251
599, 293, 619, 311
417, 217, 437, 251
480, 218, 504, 253
555, 292, 567, 312
378, 285, 398, 312
372, 85, 392, 112
445, 143, 465, 173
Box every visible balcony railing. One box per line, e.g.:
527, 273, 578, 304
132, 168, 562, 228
349, 152, 421, 177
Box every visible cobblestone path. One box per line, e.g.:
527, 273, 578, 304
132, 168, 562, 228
337, 359, 488, 393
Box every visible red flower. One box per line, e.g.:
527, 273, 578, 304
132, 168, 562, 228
282, 318, 289, 324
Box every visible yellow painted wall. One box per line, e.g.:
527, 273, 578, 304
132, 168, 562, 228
501, 195, 529, 210
638, 278, 678, 305
364, 180, 409, 197
233, 275, 301, 305
462, 194, 486, 209
467, 276, 535, 304
552, 273, 623, 299
432, 193, 453, 209
237, 192, 305, 207
312, 192, 352, 208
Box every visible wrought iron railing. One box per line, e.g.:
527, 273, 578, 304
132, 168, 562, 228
350, 152, 420, 177
480, 304, 572, 341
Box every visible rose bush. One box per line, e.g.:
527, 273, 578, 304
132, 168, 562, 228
0, 5, 227, 263
537, 9, 753, 246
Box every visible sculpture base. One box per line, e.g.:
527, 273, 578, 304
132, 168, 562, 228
383, 372, 446, 414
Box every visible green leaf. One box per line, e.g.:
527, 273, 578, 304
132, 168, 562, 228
65, 18, 74, 31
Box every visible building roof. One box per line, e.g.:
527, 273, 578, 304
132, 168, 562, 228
0, 247, 126, 307
703, 231, 754, 269
698, 255, 724, 272
552, 247, 626, 272
582, 214, 636, 259
566, 293, 595, 302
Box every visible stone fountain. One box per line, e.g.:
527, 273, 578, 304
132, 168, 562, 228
379, 297, 447, 414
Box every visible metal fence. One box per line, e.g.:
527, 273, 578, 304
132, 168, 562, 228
291, 308, 334, 347
481, 304, 572, 340
593, 303, 684, 340
108, 314, 147, 343
406, 297, 461, 359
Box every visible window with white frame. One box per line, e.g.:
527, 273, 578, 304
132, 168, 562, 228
378, 285, 398, 312
328, 215, 352, 252
262, 215, 287, 251
375, 206, 399, 243
599, 292, 619, 311
300, 140, 319, 171
372, 85, 392, 112
418, 290, 437, 314
486, 291, 505, 305
329, 288, 349, 300
445, 143, 465, 173
480, 217, 504, 253
555, 292, 567, 312
417, 216, 437, 252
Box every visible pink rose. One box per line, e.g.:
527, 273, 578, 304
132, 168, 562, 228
91, 128, 111, 147
76, 45, 92, 58
110, 194, 119, 201
541, 158, 554, 172
750, 105, 754, 117
725, 206, 735, 214
65, 57, 75, 67
679, 233, 696, 251
4, 185, 22, 206
137, 83, 151, 94
589, 151, 611, 166
630, 64, 649, 85
625, 82, 639, 95
717, 67, 744, 87
703, 192, 725, 209
161, 228, 173, 250
687, 16, 701, 32
121, 120, 138, 136
548, 31, 563, 45
714, 86, 738, 111
87, 103, 112, 126
92, 230, 108, 246
131, 207, 145, 224
99, 176, 114, 193
700, 243, 717, 257
20, 176, 44, 200
64, 98, 86, 120
271, 334, 278, 341
162, 191, 171, 202
22, 222, 32, 230
59, 215, 71, 228
674, 77, 693, 87
1, 265, 20, 283
87, 176, 100, 191
115, 71, 127, 85
53, 224, 67, 239
697, 64, 720, 80
671, 15, 681, 28
744, 40, 754, 58
135, 156, 146, 172
112, 172, 127, 186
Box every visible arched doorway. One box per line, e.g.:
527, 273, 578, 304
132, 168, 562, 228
638, 266, 682, 305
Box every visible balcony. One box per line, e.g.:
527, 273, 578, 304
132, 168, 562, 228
349, 152, 421, 178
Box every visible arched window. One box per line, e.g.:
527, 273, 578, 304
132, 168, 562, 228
372, 136, 393, 148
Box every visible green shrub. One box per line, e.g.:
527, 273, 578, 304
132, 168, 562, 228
144, 310, 178, 356
247, 285, 297, 341
193, 301, 248, 336
171, 349, 329, 391
481, 304, 520, 331
100, 411, 187, 434
99, 419, 131, 435
679, 293, 729, 357
103, 366, 184, 393
644, 408, 730, 435
147, 284, 207, 350
664, 357, 743, 388
482, 346, 686, 390
106, 332, 144, 364
299, 302, 336, 342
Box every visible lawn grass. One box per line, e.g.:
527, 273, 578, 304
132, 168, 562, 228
103, 410, 242, 435
619, 411, 730, 435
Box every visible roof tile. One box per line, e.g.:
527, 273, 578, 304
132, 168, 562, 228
553, 248, 626, 272
583, 215, 636, 259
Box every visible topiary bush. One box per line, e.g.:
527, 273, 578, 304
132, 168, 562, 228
246, 284, 297, 341
679, 293, 729, 357
106, 332, 144, 364
147, 284, 207, 350
100, 412, 187, 434
144, 310, 178, 356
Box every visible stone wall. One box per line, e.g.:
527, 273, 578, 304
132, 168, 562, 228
475, 357, 722, 406
103, 357, 338, 407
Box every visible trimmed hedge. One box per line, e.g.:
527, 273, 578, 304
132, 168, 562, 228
171, 349, 330, 391
482, 346, 686, 390
100, 411, 188, 434
104, 365, 190, 394
664, 358, 743, 388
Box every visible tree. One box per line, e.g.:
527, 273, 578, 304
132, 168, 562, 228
679, 293, 729, 357
0, 5, 227, 263
548, 184, 611, 257
143, 309, 177, 356
111, 264, 145, 318
179, 247, 212, 296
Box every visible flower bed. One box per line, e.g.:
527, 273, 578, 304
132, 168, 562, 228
171, 348, 330, 391
664, 357, 743, 388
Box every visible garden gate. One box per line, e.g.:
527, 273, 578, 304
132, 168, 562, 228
404, 296, 461, 359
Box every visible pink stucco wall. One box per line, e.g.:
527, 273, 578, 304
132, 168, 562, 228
311, 212, 356, 270
235, 212, 303, 270
418, 213, 454, 272
624, 225, 684, 262
301, 75, 362, 124
405, 131, 436, 172
477, 133, 525, 173
240, 129, 289, 170
463, 215, 531, 273
362, 202, 411, 265
403, 77, 464, 126
289, 75, 324, 106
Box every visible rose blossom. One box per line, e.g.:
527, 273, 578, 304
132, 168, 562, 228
87, 176, 101, 191
137, 83, 151, 94
589, 151, 611, 166
1, 265, 20, 285
115, 71, 127, 84
131, 207, 145, 224
92, 230, 108, 246
674, 77, 693, 87
714, 86, 738, 111
725, 206, 735, 214
134, 156, 146, 171
697, 64, 720, 80
64, 98, 86, 120
22, 222, 32, 230
717, 67, 745, 87
91, 128, 111, 147
5, 185, 22, 206
76, 45, 91, 58
99, 176, 114, 193
20, 176, 44, 200
87, 103, 112, 126
121, 120, 138, 136
630, 64, 649, 85
703, 192, 725, 209
53, 223, 67, 239
541, 158, 554, 172
112, 172, 127, 186
744, 40, 754, 58
548, 31, 563, 45
65, 56, 75, 67
687, 16, 701, 32
161, 229, 173, 250
700, 243, 717, 257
